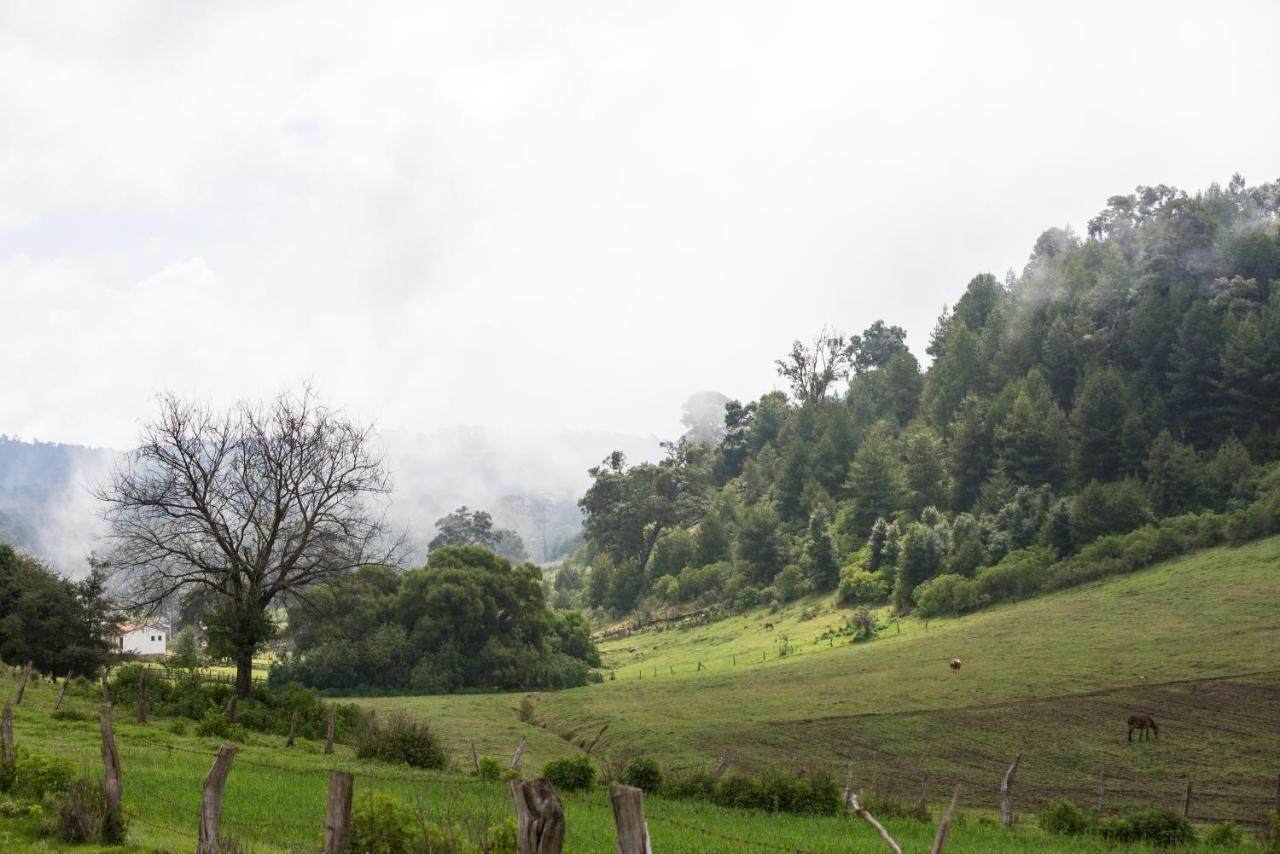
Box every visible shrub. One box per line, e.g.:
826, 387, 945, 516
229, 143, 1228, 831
53, 772, 105, 843
860, 787, 930, 822
1203, 821, 1244, 847
13, 750, 75, 801
355, 712, 446, 770
542, 756, 596, 791
476, 755, 517, 782
1266, 809, 1280, 853
975, 546, 1054, 603
912, 573, 981, 617
1098, 808, 1194, 846
621, 758, 663, 792
714, 773, 763, 809
350, 792, 416, 853
1040, 798, 1087, 836
758, 768, 840, 815
517, 695, 536, 723
837, 569, 888, 605
661, 772, 715, 801
49, 708, 91, 723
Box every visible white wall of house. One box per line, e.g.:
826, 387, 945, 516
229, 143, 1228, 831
119, 625, 167, 657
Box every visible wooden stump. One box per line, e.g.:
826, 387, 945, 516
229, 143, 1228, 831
286, 712, 299, 747
15, 662, 31, 705
1000, 754, 1021, 829
1, 703, 13, 762
323, 770, 354, 854
930, 785, 961, 854
509, 779, 565, 854
609, 783, 652, 854
100, 704, 123, 842
198, 743, 237, 854
324, 707, 335, 755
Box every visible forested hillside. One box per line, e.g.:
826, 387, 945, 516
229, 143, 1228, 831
568, 177, 1280, 618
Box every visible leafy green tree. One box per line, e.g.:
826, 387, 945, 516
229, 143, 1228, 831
923, 323, 983, 428
694, 510, 731, 566
1167, 300, 1225, 447
1205, 435, 1252, 508
735, 502, 783, 584
1145, 430, 1204, 516
893, 522, 946, 612
994, 370, 1069, 488
1218, 311, 1270, 439
1071, 480, 1154, 545
1072, 368, 1134, 482
0, 546, 113, 677
648, 529, 695, 579
800, 509, 839, 590
852, 320, 909, 374
901, 424, 948, 514
844, 427, 904, 538
1040, 314, 1079, 408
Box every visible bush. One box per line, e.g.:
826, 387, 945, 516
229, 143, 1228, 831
476, 755, 517, 782
714, 773, 762, 809
912, 573, 981, 617
621, 758, 662, 792
542, 756, 596, 791
1203, 821, 1244, 847
1040, 798, 1087, 836
355, 712, 447, 770
350, 792, 416, 853
661, 771, 715, 801
1098, 808, 1194, 846
53, 772, 105, 843
860, 787, 930, 822
49, 708, 91, 723
975, 546, 1054, 603
837, 569, 889, 605
13, 750, 75, 801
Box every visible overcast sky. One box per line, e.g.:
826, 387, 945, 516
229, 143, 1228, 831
3, 0, 1279, 453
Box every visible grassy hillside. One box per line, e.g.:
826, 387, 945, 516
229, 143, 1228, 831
367, 537, 1280, 827
0, 674, 1217, 853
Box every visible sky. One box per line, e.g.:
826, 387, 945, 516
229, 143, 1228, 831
2, 0, 1279, 455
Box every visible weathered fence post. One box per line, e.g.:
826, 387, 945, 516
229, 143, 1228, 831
713, 751, 731, 782
919, 772, 929, 811
585, 724, 609, 756
1274, 772, 1279, 815
1182, 779, 1192, 818
471, 742, 481, 773
930, 785, 961, 854
198, 743, 237, 854
286, 711, 299, 747
1096, 768, 1105, 816
610, 783, 652, 854
842, 763, 854, 805
138, 668, 149, 724
323, 770, 354, 854
324, 706, 335, 755
846, 789, 903, 854
1, 703, 13, 761
100, 704, 123, 841
54, 674, 70, 711
1000, 754, 1021, 828
511, 736, 527, 770
225, 693, 238, 726
15, 662, 32, 704
509, 778, 565, 854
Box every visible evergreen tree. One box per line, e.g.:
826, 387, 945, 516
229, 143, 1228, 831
1041, 314, 1078, 408
893, 522, 945, 612
1167, 299, 1225, 447
735, 502, 783, 584
844, 427, 904, 538
994, 370, 1070, 488
1072, 367, 1133, 482
800, 508, 840, 590
1144, 430, 1204, 516
901, 424, 949, 514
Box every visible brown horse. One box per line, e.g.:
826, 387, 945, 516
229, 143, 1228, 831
949, 659, 962, 670
1127, 713, 1159, 742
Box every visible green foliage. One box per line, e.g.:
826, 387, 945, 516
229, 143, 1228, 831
52, 771, 109, 844
6, 749, 75, 801
1039, 798, 1087, 836
836, 568, 888, 605
0, 546, 113, 678
349, 792, 418, 854
355, 712, 447, 770
541, 755, 596, 791
620, 757, 663, 792
912, 573, 981, 617
277, 546, 600, 694
1096, 808, 1194, 847
476, 755, 517, 782
1202, 821, 1244, 847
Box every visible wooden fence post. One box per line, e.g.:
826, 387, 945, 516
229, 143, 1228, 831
138, 668, 149, 724
1, 703, 13, 761
198, 743, 237, 854
846, 790, 903, 854
100, 704, 123, 842
1182, 780, 1192, 818
610, 783, 652, 854
585, 724, 609, 756
919, 772, 929, 811
225, 693, 238, 726
471, 743, 480, 773
54, 674, 70, 712
324, 707, 335, 755
509, 779, 565, 854
930, 785, 961, 854
842, 763, 854, 805
15, 662, 31, 704
1000, 754, 1021, 829
286, 711, 299, 747
1274, 773, 1279, 815
511, 736, 527, 770
323, 770, 354, 854
713, 752, 731, 782
1096, 768, 1105, 817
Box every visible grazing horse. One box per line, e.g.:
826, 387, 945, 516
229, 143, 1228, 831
764, 622, 774, 631
1127, 714, 1159, 742
949, 659, 962, 670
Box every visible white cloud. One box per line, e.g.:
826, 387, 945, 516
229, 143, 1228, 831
1, 0, 1278, 455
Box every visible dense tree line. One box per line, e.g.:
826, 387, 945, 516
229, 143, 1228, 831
572, 176, 1280, 617
0, 544, 114, 676
271, 545, 600, 694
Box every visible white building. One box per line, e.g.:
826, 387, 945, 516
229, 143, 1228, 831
117, 623, 168, 659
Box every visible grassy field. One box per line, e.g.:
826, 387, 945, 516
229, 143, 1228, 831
360, 536, 1280, 828
0, 674, 1234, 852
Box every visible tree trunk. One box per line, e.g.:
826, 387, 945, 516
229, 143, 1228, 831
323, 771, 354, 854
609, 783, 652, 854
509, 779, 565, 854
199, 743, 237, 854
100, 704, 123, 842
234, 652, 254, 699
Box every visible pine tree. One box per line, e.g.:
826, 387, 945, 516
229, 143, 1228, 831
1144, 430, 1203, 516
844, 427, 904, 537
994, 370, 1070, 489
1072, 367, 1132, 483
1167, 299, 1224, 447
801, 509, 840, 590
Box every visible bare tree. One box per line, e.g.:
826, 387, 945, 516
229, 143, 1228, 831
95, 388, 398, 698
774, 327, 856, 403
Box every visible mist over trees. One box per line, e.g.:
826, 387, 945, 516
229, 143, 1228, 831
571, 176, 1280, 616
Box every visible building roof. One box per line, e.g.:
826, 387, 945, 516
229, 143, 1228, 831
116, 622, 167, 635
